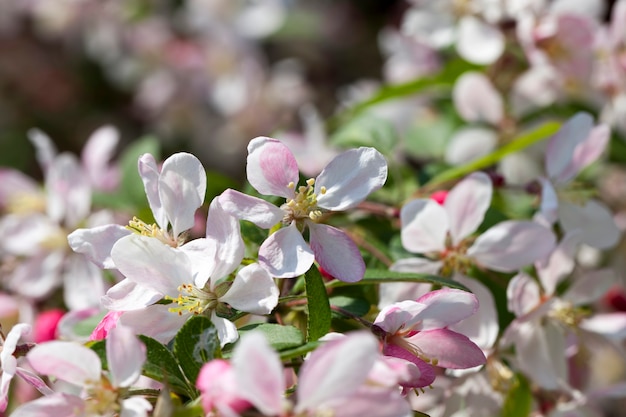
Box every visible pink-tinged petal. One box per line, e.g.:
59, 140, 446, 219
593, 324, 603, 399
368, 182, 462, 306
158, 152, 206, 238
449, 274, 499, 350
10, 392, 85, 417
218, 189, 284, 228
468, 221, 556, 272
45, 154, 91, 228
324, 384, 413, 417
315, 147, 387, 211
27, 128, 57, 174
536, 177, 559, 226
1, 324, 31, 411
308, 223, 365, 283
557, 124, 610, 184
374, 300, 428, 335
0, 293, 19, 318
14, 368, 54, 396
81, 125, 120, 191
111, 235, 190, 297
400, 199, 448, 253
205, 197, 246, 278
408, 328, 486, 369
511, 65, 561, 114
564, 269, 617, 306
219, 263, 279, 315
0, 169, 41, 209
62, 255, 105, 311
536, 231, 581, 295
444, 172, 492, 245
389, 258, 443, 275
246, 136, 299, 198
452, 72, 503, 124
382, 344, 435, 388
27, 341, 101, 385
513, 320, 567, 390
101, 280, 162, 311
412, 288, 479, 330
8, 252, 63, 299
197, 360, 250, 417
296, 332, 379, 412
506, 273, 541, 317
444, 127, 498, 165
119, 305, 187, 344
545, 112, 594, 182
90, 311, 124, 341
67, 225, 132, 269
558, 199, 621, 249
581, 313, 626, 340
107, 325, 146, 388
210, 312, 239, 347
378, 282, 434, 309
456, 16, 504, 65
233, 331, 284, 416
0, 213, 60, 256
258, 223, 315, 278
138, 154, 167, 230
33, 309, 64, 343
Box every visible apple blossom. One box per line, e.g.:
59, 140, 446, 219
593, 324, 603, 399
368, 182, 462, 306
219, 136, 387, 282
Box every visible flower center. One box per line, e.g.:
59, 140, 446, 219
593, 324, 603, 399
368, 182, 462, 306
282, 178, 326, 224
84, 377, 120, 415
437, 233, 474, 276
165, 283, 220, 316
5, 193, 46, 215
126, 216, 179, 247
548, 300, 588, 328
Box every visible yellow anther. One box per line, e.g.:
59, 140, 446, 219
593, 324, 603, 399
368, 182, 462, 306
306, 178, 315, 186
287, 182, 295, 189
320, 186, 327, 194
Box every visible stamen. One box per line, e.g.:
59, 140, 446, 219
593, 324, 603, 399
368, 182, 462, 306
126, 217, 177, 247
282, 178, 324, 224
164, 284, 217, 316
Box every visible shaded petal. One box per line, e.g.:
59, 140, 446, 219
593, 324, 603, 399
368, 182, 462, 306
101, 280, 162, 311
444, 127, 498, 166
81, 125, 120, 190
111, 235, 190, 297
205, 197, 246, 278
10, 393, 85, 417
180, 238, 217, 288
389, 258, 443, 275
121, 397, 152, 417
220, 263, 279, 315
374, 300, 428, 334
564, 269, 616, 306
0, 169, 41, 208
246, 136, 299, 198
308, 223, 365, 283
1, 324, 31, 411
400, 199, 448, 253
218, 189, 284, 228
444, 172, 492, 245
46, 154, 91, 228
138, 154, 167, 230
378, 282, 434, 309
326, 385, 413, 417
382, 344, 435, 388
581, 313, 626, 340
545, 112, 594, 182
315, 147, 388, 211
408, 328, 487, 369
296, 332, 379, 412
536, 177, 559, 226
233, 331, 284, 415
468, 221, 556, 272
27, 341, 101, 385
119, 305, 187, 344
536, 231, 581, 295
67, 225, 132, 269
412, 288, 479, 330
557, 124, 610, 183
8, 252, 63, 299
159, 152, 206, 238
506, 273, 541, 317
210, 312, 239, 347
456, 16, 504, 65
62, 255, 105, 311
452, 72, 503, 124
558, 199, 621, 249
258, 223, 314, 278
107, 325, 146, 388
27, 128, 58, 174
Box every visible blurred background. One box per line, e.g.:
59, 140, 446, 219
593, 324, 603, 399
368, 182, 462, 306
0, 0, 406, 180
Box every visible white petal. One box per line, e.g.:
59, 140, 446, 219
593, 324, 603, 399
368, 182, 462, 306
10, 393, 84, 417
558, 199, 621, 249
258, 224, 315, 278
27, 341, 101, 385
308, 223, 365, 283
45, 154, 91, 228
119, 305, 187, 344
452, 72, 503, 124
535, 231, 581, 295
138, 154, 167, 230
389, 258, 443, 275
107, 325, 146, 388
506, 273, 541, 317
400, 199, 448, 253
456, 16, 504, 65
444, 172, 492, 245
219, 263, 279, 315
81, 125, 120, 190
315, 147, 388, 211
101, 280, 162, 311
67, 225, 132, 269
444, 127, 498, 166
158, 152, 206, 238
545, 112, 594, 182
205, 197, 245, 279
27, 128, 58, 174
218, 189, 284, 229
62, 255, 105, 311
564, 269, 617, 306
210, 312, 239, 347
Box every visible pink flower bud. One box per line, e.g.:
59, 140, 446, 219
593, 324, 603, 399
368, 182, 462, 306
33, 309, 65, 343
429, 190, 448, 205
89, 311, 123, 341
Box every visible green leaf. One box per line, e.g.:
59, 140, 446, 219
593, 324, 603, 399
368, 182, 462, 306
173, 316, 221, 385
330, 115, 398, 154
501, 374, 533, 417
327, 269, 469, 292
425, 121, 561, 188
139, 335, 194, 397
118, 136, 161, 210
237, 323, 304, 351
305, 267, 331, 341
329, 295, 371, 318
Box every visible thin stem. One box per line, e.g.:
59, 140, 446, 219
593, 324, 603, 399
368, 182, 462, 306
330, 305, 373, 329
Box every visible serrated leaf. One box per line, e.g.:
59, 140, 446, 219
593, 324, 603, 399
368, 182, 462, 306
327, 269, 469, 291
174, 316, 221, 385
305, 267, 331, 342
238, 323, 304, 351
501, 374, 533, 417
138, 335, 194, 397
